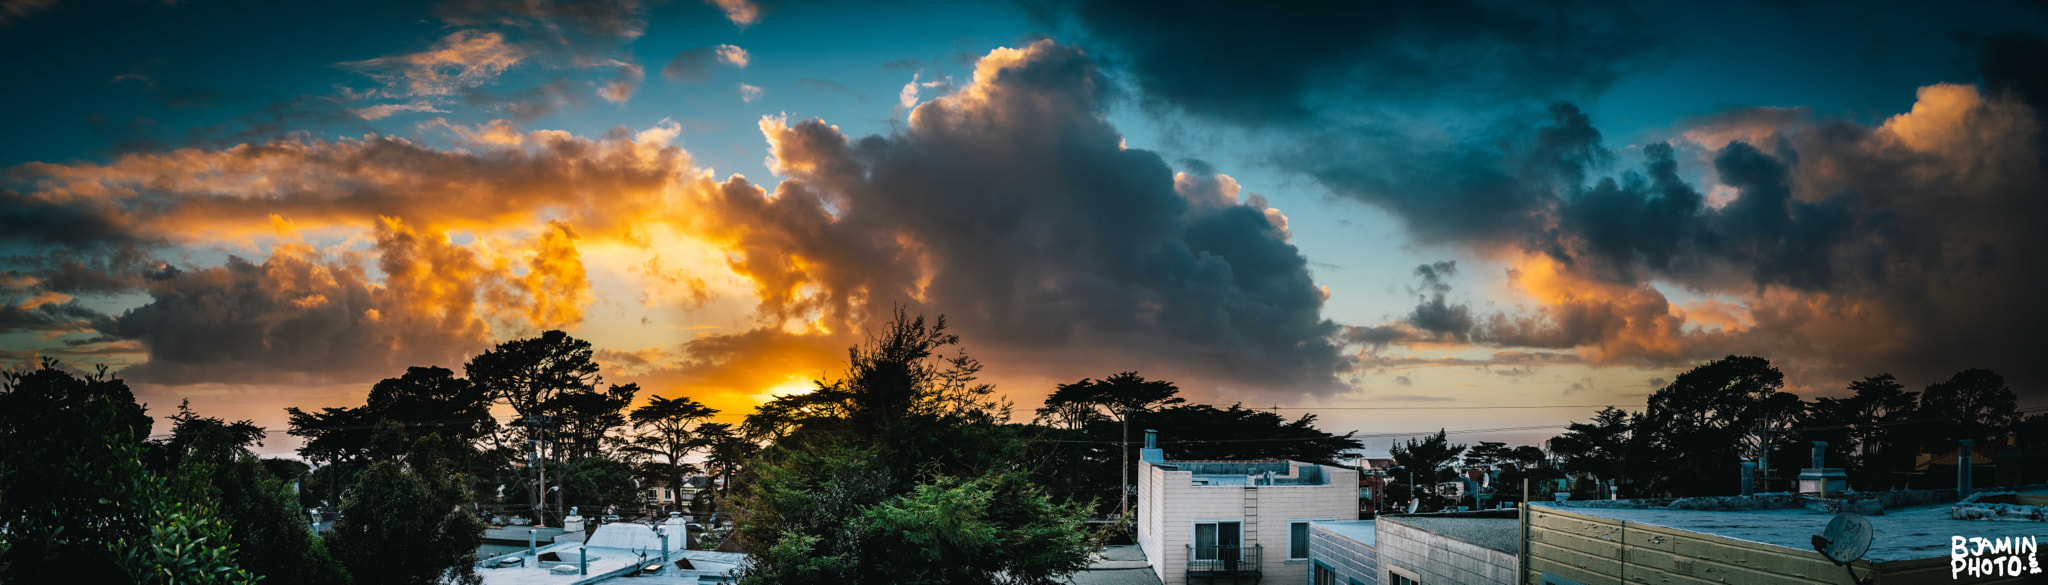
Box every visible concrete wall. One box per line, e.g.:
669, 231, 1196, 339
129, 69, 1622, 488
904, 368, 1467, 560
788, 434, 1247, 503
1377, 517, 1516, 585
1522, 505, 2038, 585
1308, 524, 1377, 585
1139, 461, 1359, 585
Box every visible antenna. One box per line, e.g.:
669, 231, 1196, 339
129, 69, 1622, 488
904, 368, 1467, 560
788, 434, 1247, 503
1809, 513, 1875, 585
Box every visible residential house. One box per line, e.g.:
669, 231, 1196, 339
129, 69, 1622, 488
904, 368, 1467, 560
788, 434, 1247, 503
1359, 470, 1390, 519
642, 476, 713, 513
1136, 430, 1359, 585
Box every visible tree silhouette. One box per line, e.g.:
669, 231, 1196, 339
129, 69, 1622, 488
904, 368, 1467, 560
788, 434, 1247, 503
1042, 372, 1185, 518
552, 382, 638, 461
1551, 406, 1637, 497
1921, 368, 2020, 445
628, 394, 719, 508
1635, 356, 1801, 496
1800, 374, 1920, 489
697, 422, 754, 500
466, 330, 601, 462
1390, 429, 1466, 509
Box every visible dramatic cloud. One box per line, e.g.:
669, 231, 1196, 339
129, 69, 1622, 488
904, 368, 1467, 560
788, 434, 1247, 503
1, 33, 1356, 399
1340, 36, 2048, 395
679, 41, 1351, 396
12, 120, 693, 243
663, 44, 749, 83
1050, 0, 2048, 395
4, 119, 697, 382
94, 218, 591, 385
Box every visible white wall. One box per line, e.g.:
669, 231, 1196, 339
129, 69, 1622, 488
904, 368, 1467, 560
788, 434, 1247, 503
1140, 462, 1359, 585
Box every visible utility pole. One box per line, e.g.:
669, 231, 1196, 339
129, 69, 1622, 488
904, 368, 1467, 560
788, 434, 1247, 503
1121, 410, 1130, 520
530, 413, 554, 528
534, 438, 547, 527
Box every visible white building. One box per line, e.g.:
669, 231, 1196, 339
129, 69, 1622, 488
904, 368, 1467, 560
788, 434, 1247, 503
1136, 431, 1359, 585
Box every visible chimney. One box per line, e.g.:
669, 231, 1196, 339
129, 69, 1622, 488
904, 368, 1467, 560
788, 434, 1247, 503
1140, 429, 1164, 464
1959, 439, 1974, 497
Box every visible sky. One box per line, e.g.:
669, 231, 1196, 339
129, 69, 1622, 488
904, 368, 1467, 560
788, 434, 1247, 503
3, 0, 2046, 458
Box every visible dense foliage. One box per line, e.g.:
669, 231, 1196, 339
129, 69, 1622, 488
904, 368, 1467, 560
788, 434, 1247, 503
0, 360, 264, 583
325, 435, 487, 585
1554, 356, 2032, 496
731, 310, 1104, 585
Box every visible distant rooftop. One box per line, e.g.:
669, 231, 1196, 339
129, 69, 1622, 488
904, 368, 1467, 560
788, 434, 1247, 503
1311, 520, 1376, 547
1537, 488, 2048, 562
1378, 515, 1519, 555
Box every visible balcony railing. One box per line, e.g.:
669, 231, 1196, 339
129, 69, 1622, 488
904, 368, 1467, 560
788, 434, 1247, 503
1185, 543, 1262, 579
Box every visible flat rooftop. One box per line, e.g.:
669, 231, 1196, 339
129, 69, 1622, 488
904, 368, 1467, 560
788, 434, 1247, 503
1380, 515, 1519, 555
1311, 520, 1376, 547
1158, 461, 1330, 486
1061, 545, 1162, 585
1537, 490, 2048, 563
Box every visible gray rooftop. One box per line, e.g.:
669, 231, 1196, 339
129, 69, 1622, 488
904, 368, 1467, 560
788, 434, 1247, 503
1164, 461, 1329, 486
1538, 490, 2048, 562
1311, 520, 1376, 547
1061, 545, 1162, 585
1380, 516, 1519, 555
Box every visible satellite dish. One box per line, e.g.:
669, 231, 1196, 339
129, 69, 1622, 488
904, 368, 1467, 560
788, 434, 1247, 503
1810, 513, 1876, 585
1814, 513, 1874, 563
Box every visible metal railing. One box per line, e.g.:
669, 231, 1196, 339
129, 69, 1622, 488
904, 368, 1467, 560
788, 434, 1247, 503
1185, 543, 1262, 578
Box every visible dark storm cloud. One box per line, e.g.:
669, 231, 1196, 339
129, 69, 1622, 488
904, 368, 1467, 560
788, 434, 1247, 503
1332, 35, 2048, 395
0, 190, 138, 249
0, 190, 165, 296
0, 299, 104, 332
692, 41, 1349, 395
1285, 103, 1611, 246
1028, 0, 1667, 127
1064, 0, 2048, 396
1404, 261, 1473, 342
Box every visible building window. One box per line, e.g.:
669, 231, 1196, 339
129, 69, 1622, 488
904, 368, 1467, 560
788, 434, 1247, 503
1389, 566, 1421, 585
1289, 521, 1310, 560
1312, 563, 1335, 585
1193, 521, 1242, 560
